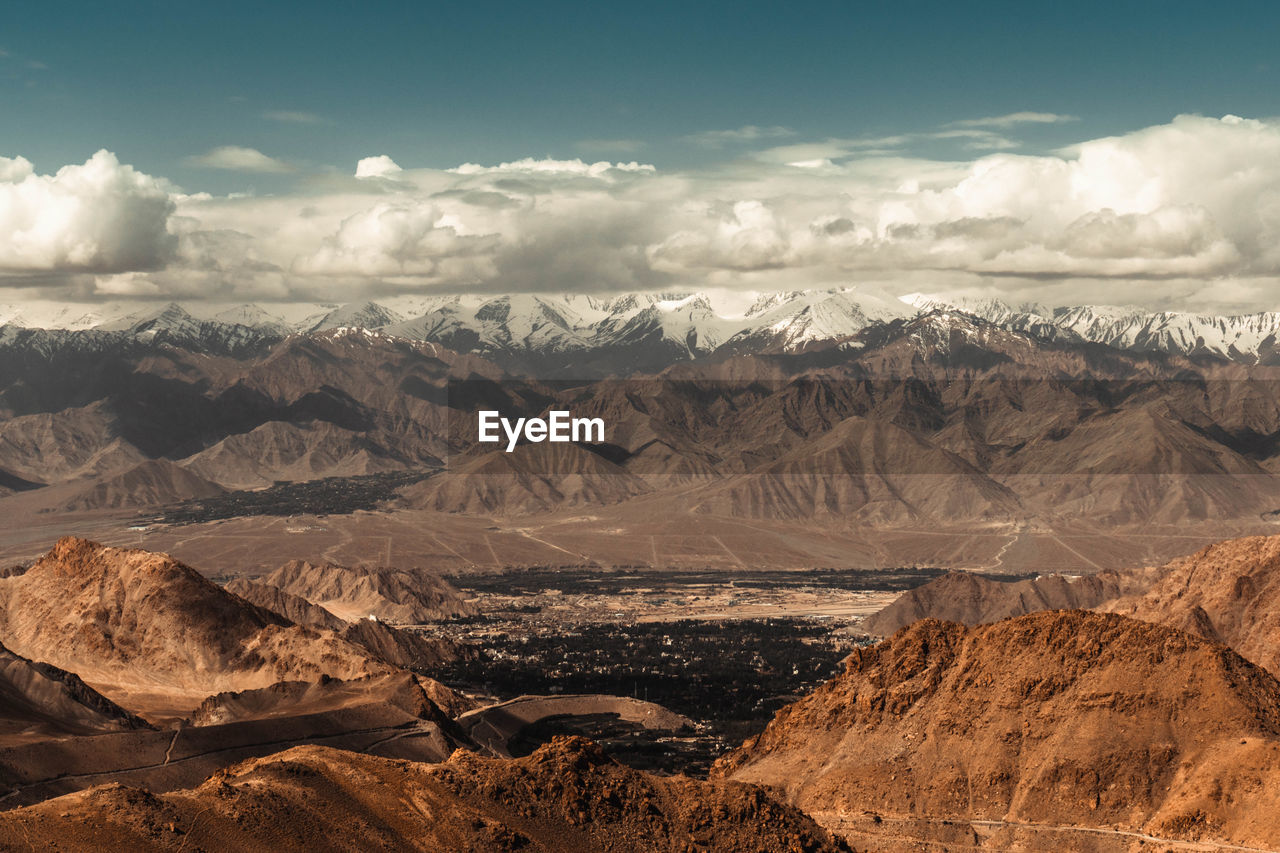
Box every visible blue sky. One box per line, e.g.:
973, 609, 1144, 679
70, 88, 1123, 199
3, 1, 1280, 310
5, 1, 1278, 192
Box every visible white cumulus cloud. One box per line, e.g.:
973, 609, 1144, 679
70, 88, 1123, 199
8, 114, 1280, 311
0, 150, 176, 274
355, 155, 403, 179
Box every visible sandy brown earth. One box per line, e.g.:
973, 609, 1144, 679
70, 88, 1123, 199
0, 498, 1249, 578
0, 642, 151, 746
716, 610, 1280, 851
0, 538, 393, 718
0, 698, 462, 810
184, 672, 451, 727
222, 578, 347, 631
861, 569, 1150, 635
262, 558, 477, 622
0, 738, 850, 852
1102, 534, 1280, 677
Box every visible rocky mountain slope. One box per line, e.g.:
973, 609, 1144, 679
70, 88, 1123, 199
262, 559, 477, 623
685, 415, 1022, 522
179, 420, 402, 489
223, 578, 347, 632
8, 294, 1280, 530
0, 738, 850, 852
404, 441, 652, 515
61, 459, 225, 511
184, 671, 454, 727
861, 570, 1146, 635
224, 575, 468, 673
0, 538, 392, 712
716, 610, 1280, 850
1101, 534, 1280, 676
0, 641, 152, 744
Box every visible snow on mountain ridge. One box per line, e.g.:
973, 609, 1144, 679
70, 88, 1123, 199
907, 295, 1280, 362
7, 291, 1280, 365
308, 301, 406, 332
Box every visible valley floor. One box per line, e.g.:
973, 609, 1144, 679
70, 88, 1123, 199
0, 500, 1267, 576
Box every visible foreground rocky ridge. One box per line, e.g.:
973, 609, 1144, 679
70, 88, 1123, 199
0, 539, 398, 715
262, 558, 477, 623
718, 610, 1280, 850
6, 533, 1280, 850
862, 533, 1280, 682
1102, 534, 1280, 677
0, 738, 850, 852
861, 569, 1146, 636
0, 641, 152, 742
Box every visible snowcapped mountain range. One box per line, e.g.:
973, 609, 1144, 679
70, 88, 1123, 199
4, 288, 1280, 371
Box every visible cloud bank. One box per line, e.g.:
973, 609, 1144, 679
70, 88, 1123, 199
0, 150, 176, 275
4, 114, 1280, 310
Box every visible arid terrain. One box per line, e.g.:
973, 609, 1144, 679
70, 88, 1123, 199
0, 738, 850, 852
0, 528, 1274, 849
10, 0, 1280, 837
4, 298, 1280, 849
718, 610, 1280, 850
7, 299, 1280, 577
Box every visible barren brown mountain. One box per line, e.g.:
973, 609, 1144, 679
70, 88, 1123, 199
405, 441, 652, 515
0, 737, 850, 852
263, 558, 477, 623
61, 458, 225, 511
225, 576, 470, 670
223, 578, 347, 631
861, 569, 1146, 635
0, 641, 151, 745
11, 312, 1280, 541
185, 671, 454, 727
0, 538, 391, 715
179, 419, 403, 489
0, 401, 143, 484
686, 415, 1022, 522
338, 617, 470, 670
1102, 533, 1280, 676
717, 610, 1280, 851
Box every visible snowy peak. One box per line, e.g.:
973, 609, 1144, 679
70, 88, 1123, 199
1051, 306, 1280, 361
210, 303, 289, 334
8, 289, 1280, 371
591, 292, 737, 357
98, 302, 195, 333
308, 301, 406, 332
907, 295, 1280, 362
722, 287, 914, 353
